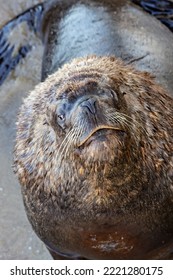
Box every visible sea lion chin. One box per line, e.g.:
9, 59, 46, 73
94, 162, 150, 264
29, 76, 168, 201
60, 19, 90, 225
13, 55, 173, 259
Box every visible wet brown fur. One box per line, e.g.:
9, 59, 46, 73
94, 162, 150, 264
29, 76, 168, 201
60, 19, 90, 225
14, 56, 173, 259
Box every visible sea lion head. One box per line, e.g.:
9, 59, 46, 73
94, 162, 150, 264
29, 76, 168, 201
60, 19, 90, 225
14, 55, 172, 217
45, 56, 142, 166
49, 61, 132, 165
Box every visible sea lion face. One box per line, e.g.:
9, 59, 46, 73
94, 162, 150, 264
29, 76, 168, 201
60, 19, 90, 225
53, 80, 128, 163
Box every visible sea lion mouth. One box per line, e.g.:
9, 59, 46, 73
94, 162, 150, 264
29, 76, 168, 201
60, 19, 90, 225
77, 126, 125, 148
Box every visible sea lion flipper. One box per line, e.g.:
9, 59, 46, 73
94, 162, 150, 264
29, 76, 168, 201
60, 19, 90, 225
0, 3, 44, 86
132, 0, 173, 32
0, 36, 31, 86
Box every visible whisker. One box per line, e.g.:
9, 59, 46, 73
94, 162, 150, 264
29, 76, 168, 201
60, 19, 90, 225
58, 118, 84, 161
57, 129, 75, 161
106, 111, 146, 133
104, 110, 148, 145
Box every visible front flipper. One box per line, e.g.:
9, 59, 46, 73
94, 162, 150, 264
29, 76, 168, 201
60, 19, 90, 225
132, 0, 173, 32
0, 3, 44, 86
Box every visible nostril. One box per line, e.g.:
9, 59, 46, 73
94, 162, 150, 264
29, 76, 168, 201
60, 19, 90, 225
81, 98, 96, 114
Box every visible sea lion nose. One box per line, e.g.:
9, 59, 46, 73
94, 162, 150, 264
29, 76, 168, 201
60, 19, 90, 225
80, 97, 97, 115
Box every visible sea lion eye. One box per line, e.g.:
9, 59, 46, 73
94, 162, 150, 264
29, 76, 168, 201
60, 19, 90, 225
58, 114, 65, 121
57, 113, 66, 129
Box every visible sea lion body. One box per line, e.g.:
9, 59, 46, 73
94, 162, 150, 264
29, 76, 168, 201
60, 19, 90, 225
42, 0, 173, 95
14, 0, 173, 259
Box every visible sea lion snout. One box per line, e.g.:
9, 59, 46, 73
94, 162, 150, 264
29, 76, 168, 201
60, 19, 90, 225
68, 94, 125, 148
80, 96, 97, 115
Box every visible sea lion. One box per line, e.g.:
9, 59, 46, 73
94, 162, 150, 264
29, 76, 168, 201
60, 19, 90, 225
13, 0, 173, 260
14, 56, 173, 260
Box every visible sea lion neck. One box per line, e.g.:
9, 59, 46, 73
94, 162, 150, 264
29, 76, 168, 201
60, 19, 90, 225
45, 135, 144, 217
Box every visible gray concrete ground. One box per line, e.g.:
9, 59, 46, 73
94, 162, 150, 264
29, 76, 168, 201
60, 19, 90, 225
0, 0, 50, 260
